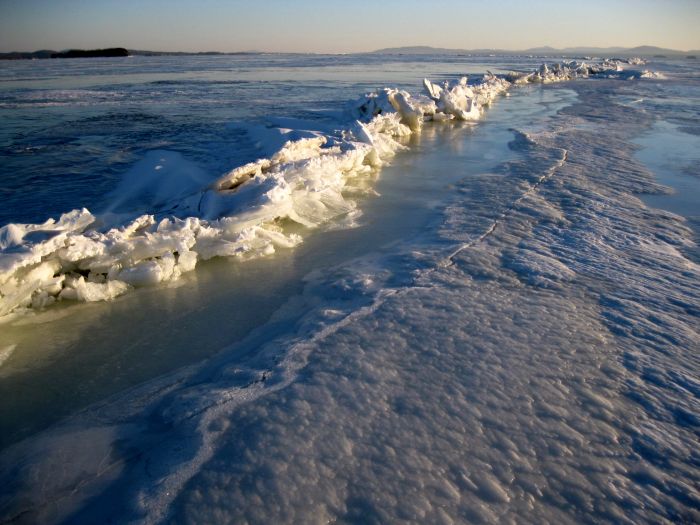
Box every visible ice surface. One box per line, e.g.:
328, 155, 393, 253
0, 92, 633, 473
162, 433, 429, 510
0, 60, 657, 318
635, 119, 700, 218
104, 150, 213, 215
641, 70, 667, 79
0, 345, 15, 367
0, 65, 696, 524
159, 82, 700, 524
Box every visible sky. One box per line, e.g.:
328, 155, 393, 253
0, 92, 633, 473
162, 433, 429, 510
1, 0, 699, 53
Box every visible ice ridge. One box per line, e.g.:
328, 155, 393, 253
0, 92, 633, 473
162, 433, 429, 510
0, 60, 655, 318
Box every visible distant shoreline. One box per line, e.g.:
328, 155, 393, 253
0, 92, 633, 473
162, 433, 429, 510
0, 48, 260, 60
51, 48, 129, 59
1, 44, 698, 60
368, 45, 699, 57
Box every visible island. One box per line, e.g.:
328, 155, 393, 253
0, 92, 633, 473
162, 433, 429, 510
50, 47, 129, 58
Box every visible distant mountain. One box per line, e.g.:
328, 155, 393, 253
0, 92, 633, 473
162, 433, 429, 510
370, 45, 693, 57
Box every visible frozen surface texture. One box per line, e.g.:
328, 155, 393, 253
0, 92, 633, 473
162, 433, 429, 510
0, 60, 648, 318
0, 62, 698, 525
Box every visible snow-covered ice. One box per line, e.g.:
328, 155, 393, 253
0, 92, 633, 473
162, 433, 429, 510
0, 55, 697, 524
0, 59, 655, 319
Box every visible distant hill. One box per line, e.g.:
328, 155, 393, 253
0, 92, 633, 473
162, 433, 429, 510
370, 45, 693, 57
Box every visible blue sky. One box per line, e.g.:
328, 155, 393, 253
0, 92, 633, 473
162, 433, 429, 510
1, 0, 698, 53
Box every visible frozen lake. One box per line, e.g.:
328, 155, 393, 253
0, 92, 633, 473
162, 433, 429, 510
0, 54, 698, 523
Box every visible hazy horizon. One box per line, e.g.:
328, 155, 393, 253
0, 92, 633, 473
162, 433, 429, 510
3, 44, 700, 56
1, 0, 699, 54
